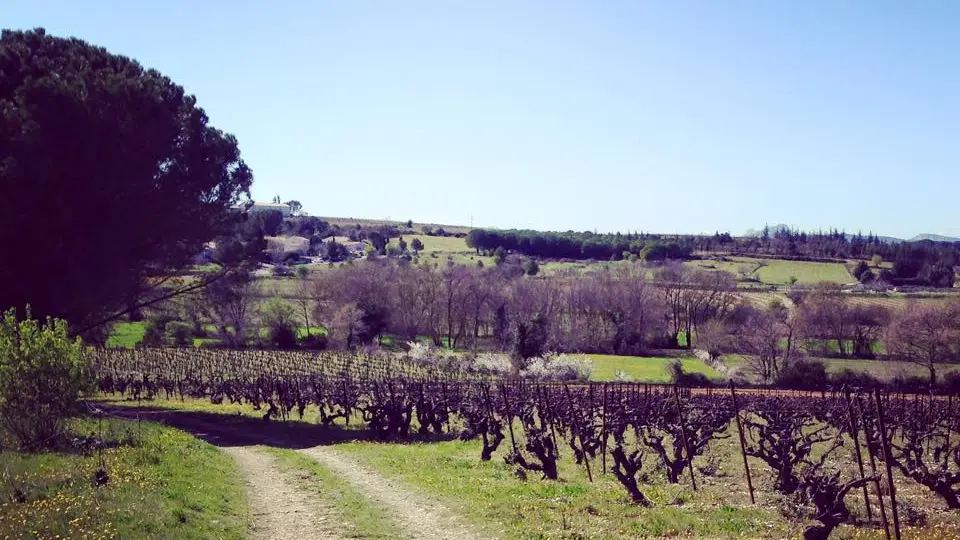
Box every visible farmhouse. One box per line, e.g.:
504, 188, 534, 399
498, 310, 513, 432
265, 236, 310, 257
246, 201, 293, 217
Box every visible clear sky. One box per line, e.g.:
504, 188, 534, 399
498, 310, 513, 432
5, 1, 959, 238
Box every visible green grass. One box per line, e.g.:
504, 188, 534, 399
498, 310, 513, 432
333, 438, 784, 539
750, 258, 852, 285
588, 354, 721, 382
262, 447, 407, 539
383, 234, 495, 267
0, 418, 248, 539
107, 320, 326, 348
105, 321, 147, 348
687, 257, 853, 285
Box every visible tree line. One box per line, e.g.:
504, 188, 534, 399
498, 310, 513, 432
466, 227, 960, 287
166, 258, 960, 387
466, 229, 694, 262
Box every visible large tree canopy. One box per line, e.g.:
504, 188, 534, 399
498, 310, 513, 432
0, 28, 253, 333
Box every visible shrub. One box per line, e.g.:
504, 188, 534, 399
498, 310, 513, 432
0, 308, 90, 450
261, 298, 298, 349
165, 321, 193, 347
272, 264, 294, 277
472, 352, 513, 376
267, 324, 297, 349
830, 369, 883, 390
299, 333, 328, 350
406, 341, 439, 366
851, 260, 870, 280
890, 374, 929, 394
775, 359, 828, 390
522, 258, 540, 276
940, 371, 960, 393
546, 353, 592, 380
141, 313, 176, 347
520, 353, 593, 381
667, 359, 713, 387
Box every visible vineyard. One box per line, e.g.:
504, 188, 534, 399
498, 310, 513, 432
92, 348, 960, 539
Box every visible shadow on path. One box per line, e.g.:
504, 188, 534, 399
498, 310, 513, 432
90, 402, 459, 448
92, 403, 368, 448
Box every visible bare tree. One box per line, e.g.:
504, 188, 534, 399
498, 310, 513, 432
797, 283, 853, 357
327, 303, 366, 349
655, 263, 695, 347
733, 302, 799, 383
294, 275, 314, 337
885, 300, 960, 385
204, 270, 260, 346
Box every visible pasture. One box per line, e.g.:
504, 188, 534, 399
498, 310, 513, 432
588, 354, 720, 382
687, 256, 853, 285
753, 258, 853, 285
105, 321, 148, 348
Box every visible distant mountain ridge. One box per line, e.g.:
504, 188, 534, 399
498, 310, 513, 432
907, 233, 960, 243
744, 224, 960, 244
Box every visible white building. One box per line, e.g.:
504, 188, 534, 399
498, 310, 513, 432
246, 202, 293, 217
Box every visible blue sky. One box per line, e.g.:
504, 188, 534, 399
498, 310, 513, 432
6, 1, 959, 238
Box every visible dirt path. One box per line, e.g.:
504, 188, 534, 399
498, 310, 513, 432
299, 446, 485, 540
223, 446, 345, 540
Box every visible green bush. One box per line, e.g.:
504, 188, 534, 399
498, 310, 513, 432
165, 321, 193, 347
775, 359, 828, 390
141, 313, 175, 347
668, 359, 713, 387
261, 298, 298, 349
0, 307, 90, 450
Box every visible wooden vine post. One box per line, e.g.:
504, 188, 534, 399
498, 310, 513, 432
873, 389, 901, 540
672, 385, 697, 491
844, 389, 872, 521
855, 395, 891, 540
729, 382, 755, 504
600, 383, 608, 475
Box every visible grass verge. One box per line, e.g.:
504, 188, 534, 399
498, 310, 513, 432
333, 438, 783, 539
0, 417, 248, 539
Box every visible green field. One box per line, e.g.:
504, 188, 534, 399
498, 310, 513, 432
105, 321, 148, 348
388, 233, 494, 267
688, 256, 853, 286
588, 354, 720, 382
106, 320, 325, 348
754, 258, 852, 285
0, 417, 248, 539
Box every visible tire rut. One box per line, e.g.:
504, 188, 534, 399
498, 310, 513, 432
299, 446, 487, 540
224, 446, 346, 540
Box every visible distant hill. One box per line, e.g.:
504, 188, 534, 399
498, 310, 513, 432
907, 233, 960, 243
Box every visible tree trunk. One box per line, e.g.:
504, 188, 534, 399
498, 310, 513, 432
935, 485, 960, 509
302, 305, 311, 337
